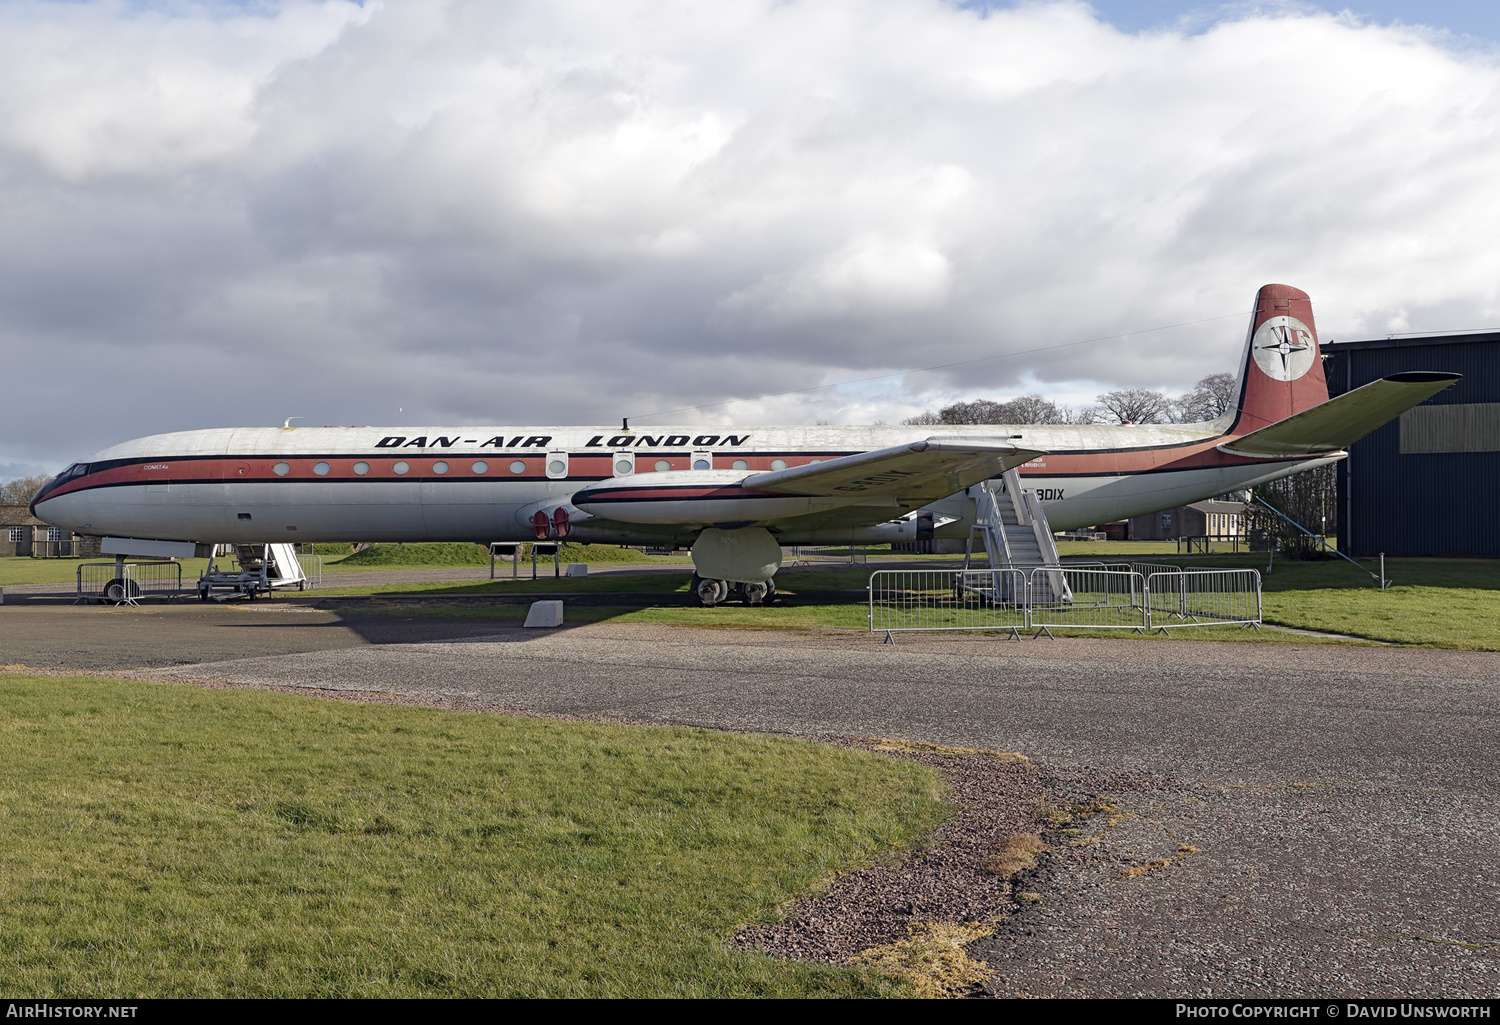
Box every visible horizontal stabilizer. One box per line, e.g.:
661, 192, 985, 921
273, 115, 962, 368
744, 436, 1043, 503
1219, 372, 1461, 458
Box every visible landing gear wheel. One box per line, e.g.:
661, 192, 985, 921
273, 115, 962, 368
692, 574, 729, 606
742, 581, 770, 606
102, 578, 142, 603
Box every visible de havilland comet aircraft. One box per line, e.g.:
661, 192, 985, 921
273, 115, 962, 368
32, 284, 1458, 604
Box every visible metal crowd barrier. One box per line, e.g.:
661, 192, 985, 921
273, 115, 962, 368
1143, 568, 1262, 628
1028, 567, 1146, 632
868, 565, 1261, 637
868, 568, 1029, 636
297, 552, 323, 589
77, 561, 185, 605
1176, 535, 1247, 555
789, 545, 869, 567
1130, 562, 1181, 579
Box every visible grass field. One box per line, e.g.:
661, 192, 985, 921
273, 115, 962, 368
1181, 554, 1500, 649
0, 544, 692, 586
9, 546, 1498, 649
0, 556, 210, 586
0, 674, 948, 998
329, 598, 1345, 644
333, 542, 675, 569
322, 556, 1500, 649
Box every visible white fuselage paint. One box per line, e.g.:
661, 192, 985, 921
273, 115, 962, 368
33, 422, 1338, 546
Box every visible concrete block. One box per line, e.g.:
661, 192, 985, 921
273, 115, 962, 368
524, 600, 564, 628
564, 564, 588, 577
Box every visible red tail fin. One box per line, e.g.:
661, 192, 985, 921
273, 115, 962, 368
1226, 283, 1329, 436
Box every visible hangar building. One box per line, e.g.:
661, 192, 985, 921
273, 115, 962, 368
1324, 331, 1500, 558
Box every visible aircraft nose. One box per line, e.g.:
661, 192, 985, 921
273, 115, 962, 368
29, 467, 74, 518
29, 479, 56, 517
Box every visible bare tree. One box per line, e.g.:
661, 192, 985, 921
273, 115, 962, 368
1172, 372, 1238, 422
1093, 388, 1172, 425
1245, 463, 1338, 557
905, 374, 1236, 428
938, 399, 1011, 424
0, 473, 52, 507
903, 394, 1068, 426
997, 394, 1068, 424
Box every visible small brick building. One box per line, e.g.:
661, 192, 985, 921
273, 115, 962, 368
0, 505, 100, 557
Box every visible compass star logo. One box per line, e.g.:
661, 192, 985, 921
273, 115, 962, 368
1251, 316, 1316, 382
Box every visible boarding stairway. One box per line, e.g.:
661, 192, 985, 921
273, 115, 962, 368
197, 543, 308, 601
967, 468, 1072, 603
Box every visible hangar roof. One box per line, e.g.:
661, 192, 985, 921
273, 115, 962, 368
1323, 330, 1500, 352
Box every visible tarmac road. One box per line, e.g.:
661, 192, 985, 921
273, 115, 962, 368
3, 602, 1497, 997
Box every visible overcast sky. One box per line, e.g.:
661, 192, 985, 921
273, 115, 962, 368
4, 0, 1500, 478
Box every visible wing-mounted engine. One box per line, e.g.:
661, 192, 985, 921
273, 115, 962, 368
514, 499, 592, 540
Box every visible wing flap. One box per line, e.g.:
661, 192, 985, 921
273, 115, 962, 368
1219, 372, 1460, 458
743, 436, 1043, 504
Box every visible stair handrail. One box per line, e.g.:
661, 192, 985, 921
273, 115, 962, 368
975, 482, 1014, 568
1023, 490, 1066, 568
1002, 468, 1031, 526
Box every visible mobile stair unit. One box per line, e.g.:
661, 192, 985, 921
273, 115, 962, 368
197, 543, 308, 601
965, 468, 1072, 603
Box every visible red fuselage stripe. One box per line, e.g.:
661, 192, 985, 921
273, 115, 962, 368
38, 438, 1289, 503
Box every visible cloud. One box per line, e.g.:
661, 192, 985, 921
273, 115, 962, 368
2, 0, 1500, 473
716, 233, 956, 324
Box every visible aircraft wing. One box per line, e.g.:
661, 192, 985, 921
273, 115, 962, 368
1219, 372, 1461, 458
743, 436, 1044, 504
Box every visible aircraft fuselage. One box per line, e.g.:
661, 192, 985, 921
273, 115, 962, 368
32, 420, 1336, 547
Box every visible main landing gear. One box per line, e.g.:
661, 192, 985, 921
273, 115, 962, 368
689, 526, 782, 608
691, 574, 777, 607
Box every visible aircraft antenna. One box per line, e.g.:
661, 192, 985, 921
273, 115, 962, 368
282, 417, 303, 429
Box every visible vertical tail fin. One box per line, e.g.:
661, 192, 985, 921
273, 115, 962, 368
1223, 283, 1329, 436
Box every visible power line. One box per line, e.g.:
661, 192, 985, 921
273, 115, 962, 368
627, 310, 1246, 424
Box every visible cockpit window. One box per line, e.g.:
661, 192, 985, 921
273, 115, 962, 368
63, 463, 89, 477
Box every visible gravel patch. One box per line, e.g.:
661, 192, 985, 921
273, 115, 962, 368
733, 748, 1054, 965
731, 745, 1179, 991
